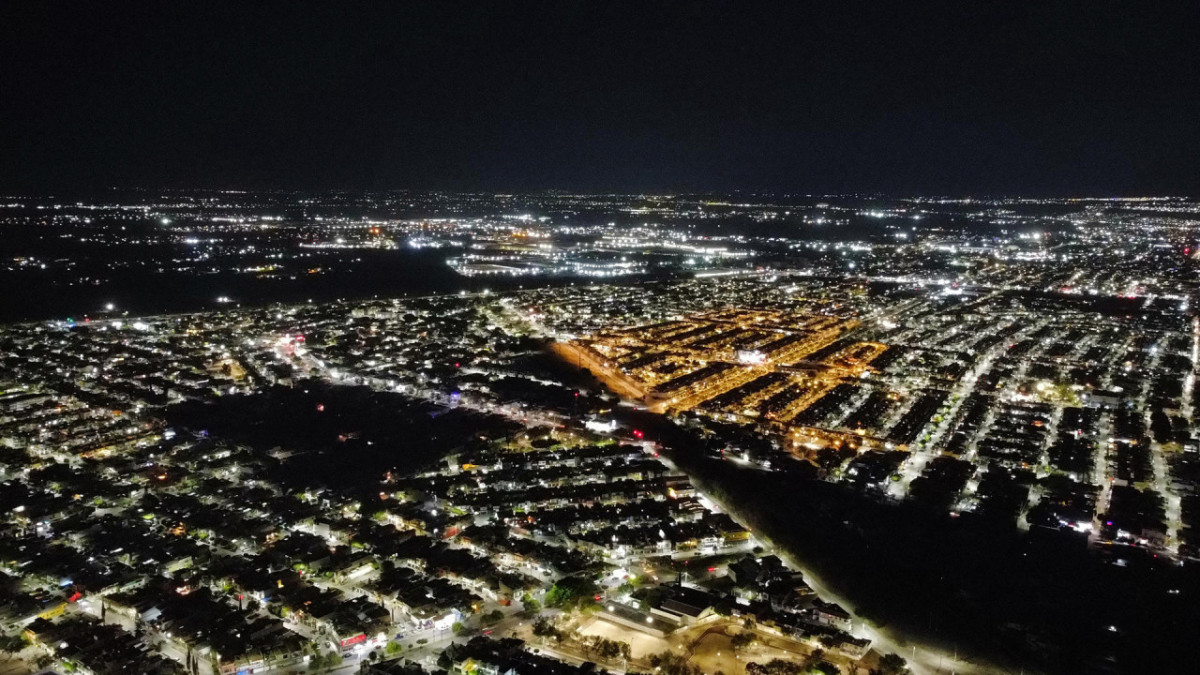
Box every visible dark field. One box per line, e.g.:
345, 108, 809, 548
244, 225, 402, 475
165, 382, 521, 491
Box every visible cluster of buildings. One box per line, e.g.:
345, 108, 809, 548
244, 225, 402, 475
2, 186, 1200, 674
0, 277, 893, 675
430, 441, 751, 562
547, 279, 1198, 561
558, 307, 872, 416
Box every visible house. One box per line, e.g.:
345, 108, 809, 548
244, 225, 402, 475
1086, 389, 1123, 408
812, 599, 852, 631
728, 556, 761, 586
651, 586, 718, 625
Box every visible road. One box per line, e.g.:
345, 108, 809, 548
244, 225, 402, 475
651, 449, 1000, 675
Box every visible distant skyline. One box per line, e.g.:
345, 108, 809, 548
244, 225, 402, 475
3, 1, 1198, 195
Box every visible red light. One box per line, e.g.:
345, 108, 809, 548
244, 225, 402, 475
594, 595, 602, 601
454, 362, 460, 368
340, 633, 367, 647
316, 404, 325, 412
633, 430, 643, 439
707, 567, 716, 572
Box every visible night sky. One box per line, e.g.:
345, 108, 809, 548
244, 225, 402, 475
3, 1, 1197, 195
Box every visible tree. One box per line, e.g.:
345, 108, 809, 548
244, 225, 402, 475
533, 616, 563, 643
877, 653, 908, 675
633, 585, 668, 612
0, 634, 27, 654
309, 649, 344, 672
594, 638, 623, 660
745, 659, 803, 675
532, 616, 554, 636
814, 662, 838, 675
730, 631, 756, 652
649, 651, 701, 675
545, 575, 600, 610
522, 594, 541, 615
1150, 409, 1173, 444
451, 621, 467, 635
481, 610, 504, 627
385, 641, 403, 656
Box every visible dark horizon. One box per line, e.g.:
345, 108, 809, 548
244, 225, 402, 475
3, 187, 1199, 201
3, 1, 1198, 196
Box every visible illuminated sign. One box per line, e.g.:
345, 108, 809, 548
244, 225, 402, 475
340, 633, 366, 648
